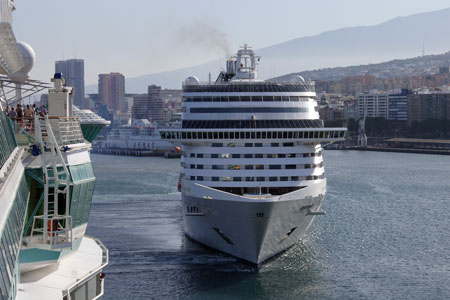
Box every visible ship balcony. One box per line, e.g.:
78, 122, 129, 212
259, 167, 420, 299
160, 127, 347, 144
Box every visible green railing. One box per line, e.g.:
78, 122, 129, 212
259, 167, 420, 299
0, 111, 17, 169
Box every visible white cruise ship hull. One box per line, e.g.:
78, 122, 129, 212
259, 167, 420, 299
182, 179, 326, 264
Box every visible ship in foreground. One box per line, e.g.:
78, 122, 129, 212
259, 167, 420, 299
160, 45, 347, 264
0, 2, 109, 299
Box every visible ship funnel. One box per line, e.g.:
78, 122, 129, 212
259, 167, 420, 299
226, 59, 236, 78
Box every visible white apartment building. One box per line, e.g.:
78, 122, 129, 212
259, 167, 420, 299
357, 91, 388, 119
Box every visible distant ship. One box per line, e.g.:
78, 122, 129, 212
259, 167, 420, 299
104, 120, 180, 153
161, 45, 347, 263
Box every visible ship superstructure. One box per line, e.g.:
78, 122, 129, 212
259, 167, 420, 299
161, 45, 347, 263
105, 120, 181, 154
0, 3, 108, 299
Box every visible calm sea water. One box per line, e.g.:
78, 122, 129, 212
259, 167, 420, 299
87, 151, 450, 299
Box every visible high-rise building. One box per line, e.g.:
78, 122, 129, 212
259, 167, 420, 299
357, 91, 388, 119
55, 59, 85, 108
407, 92, 450, 124
147, 85, 163, 121
388, 89, 409, 122
98, 72, 125, 114
131, 94, 148, 120
131, 85, 164, 121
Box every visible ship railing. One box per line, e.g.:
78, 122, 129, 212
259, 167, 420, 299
62, 235, 109, 300
45, 116, 85, 146
182, 81, 316, 93
11, 115, 85, 145
12, 117, 36, 145
160, 127, 347, 143
30, 215, 73, 249
182, 80, 316, 87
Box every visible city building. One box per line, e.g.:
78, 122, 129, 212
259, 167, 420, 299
319, 105, 345, 122
98, 72, 125, 114
344, 101, 359, 120
357, 91, 389, 119
388, 89, 409, 122
439, 66, 449, 74
55, 59, 86, 108
147, 85, 163, 121
131, 85, 182, 122
407, 92, 450, 124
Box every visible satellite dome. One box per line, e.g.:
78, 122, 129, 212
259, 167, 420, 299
290, 75, 306, 84
184, 76, 200, 85
9, 41, 35, 82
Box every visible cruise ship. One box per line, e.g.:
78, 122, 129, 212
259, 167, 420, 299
161, 45, 347, 264
0, 2, 109, 299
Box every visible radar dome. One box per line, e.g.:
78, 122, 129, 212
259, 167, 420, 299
9, 41, 35, 82
290, 75, 306, 84
184, 76, 200, 85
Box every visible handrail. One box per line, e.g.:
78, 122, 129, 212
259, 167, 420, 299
62, 235, 109, 300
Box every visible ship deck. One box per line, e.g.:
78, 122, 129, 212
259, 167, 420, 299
17, 236, 107, 300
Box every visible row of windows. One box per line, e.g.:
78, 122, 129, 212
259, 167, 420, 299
186, 174, 325, 182
0, 175, 28, 300
186, 151, 323, 158
190, 107, 309, 114
183, 83, 315, 93
162, 130, 346, 140
183, 95, 309, 102
181, 119, 323, 129
211, 142, 296, 147
184, 162, 324, 170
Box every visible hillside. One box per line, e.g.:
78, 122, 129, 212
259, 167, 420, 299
273, 51, 450, 82
86, 7, 450, 93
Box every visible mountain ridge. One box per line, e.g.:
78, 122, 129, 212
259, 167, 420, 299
86, 7, 450, 93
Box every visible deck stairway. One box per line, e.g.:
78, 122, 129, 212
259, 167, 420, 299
30, 115, 73, 249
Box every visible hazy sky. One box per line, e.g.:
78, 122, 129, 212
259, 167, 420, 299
12, 0, 450, 85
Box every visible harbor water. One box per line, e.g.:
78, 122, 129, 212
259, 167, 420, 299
87, 151, 450, 299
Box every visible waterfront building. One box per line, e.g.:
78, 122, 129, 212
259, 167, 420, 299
388, 89, 409, 122
407, 92, 450, 124
55, 59, 86, 108
357, 91, 389, 119
98, 72, 125, 114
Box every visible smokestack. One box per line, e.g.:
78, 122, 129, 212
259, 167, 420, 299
226, 59, 236, 79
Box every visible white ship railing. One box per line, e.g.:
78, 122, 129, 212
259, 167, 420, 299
62, 236, 109, 300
